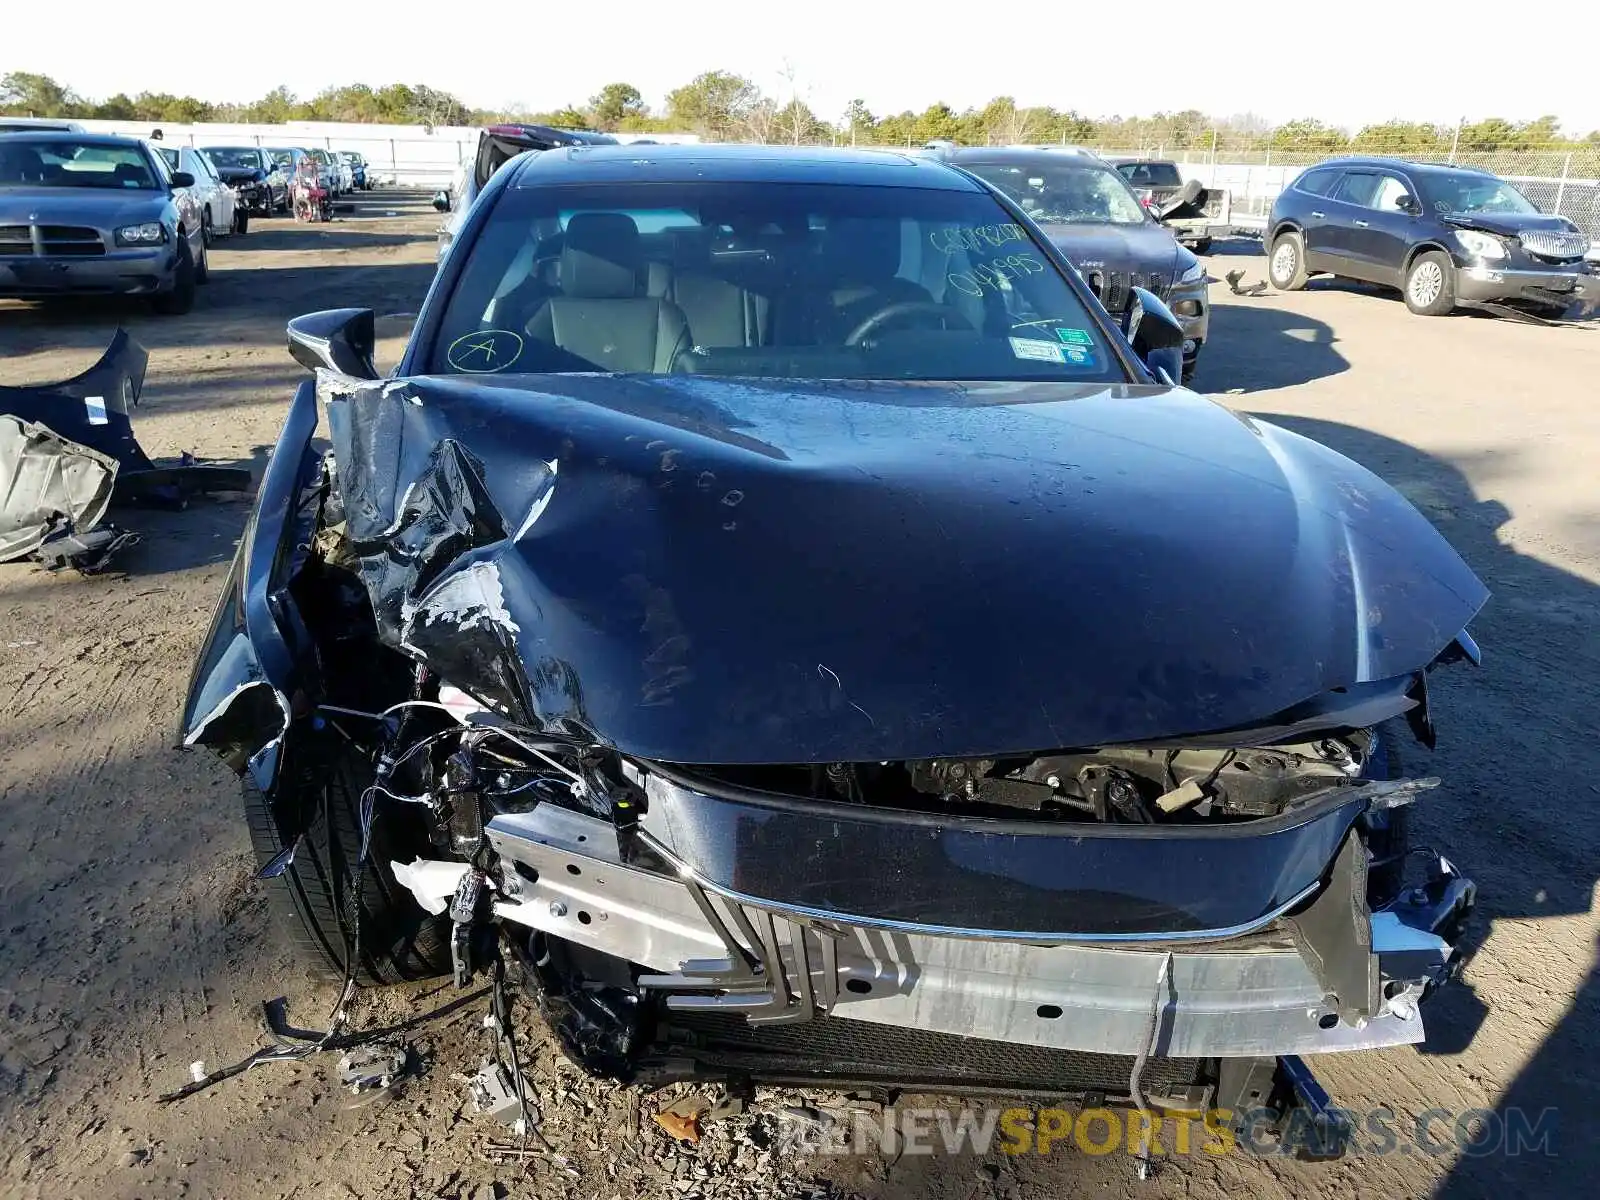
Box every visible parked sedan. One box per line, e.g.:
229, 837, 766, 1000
184, 145, 1481, 1135
158, 145, 237, 242
0, 132, 208, 313
203, 146, 286, 216
1267, 157, 1594, 316
937, 146, 1210, 381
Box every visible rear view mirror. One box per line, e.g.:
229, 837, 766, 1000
169, 171, 194, 188
287, 308, 378, 380
432, 190, 451, 213
1123, 287, 1185, 385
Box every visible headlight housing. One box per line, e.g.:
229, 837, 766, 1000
114, 222, 167, 247
1178, 260, 1207, 284
1453, 229, 1508, 261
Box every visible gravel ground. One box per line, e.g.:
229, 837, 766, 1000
0, 207, 1595, 1200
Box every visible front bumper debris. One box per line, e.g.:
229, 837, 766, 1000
0, 331, 253, 572
392, 795, 1474, 1063
1456, 264, 1590, 308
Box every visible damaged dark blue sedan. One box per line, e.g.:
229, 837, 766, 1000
182, 145, 1485, 1131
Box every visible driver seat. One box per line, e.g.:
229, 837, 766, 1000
810, 217, 931, 344
525, 213, 691, 373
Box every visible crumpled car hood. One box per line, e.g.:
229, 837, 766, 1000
324, 373, 1487, 764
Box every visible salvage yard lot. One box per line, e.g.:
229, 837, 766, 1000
1, 200, 1596, 1200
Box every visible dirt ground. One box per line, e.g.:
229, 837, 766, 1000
1, 200, 1596, 1200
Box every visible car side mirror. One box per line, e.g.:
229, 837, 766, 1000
169, 171, 194, 188
432, 190, 451, 213
1396, 193, 1420, 215
1122, 287, 1185, 385
287, 308, 379, 380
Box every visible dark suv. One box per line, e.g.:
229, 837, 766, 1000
1267, 157, 1593, 316
934, 147, 1210, 380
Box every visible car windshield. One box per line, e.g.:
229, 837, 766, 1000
343, 152, 363, 164
206, 148, 264, 170
1417, 173, 1539, 216
960, 161, 1149, 225
430, 179, 1123, 383
307, 149, 330, 165
1118, 162, 1183, 188
0, 139, 159, 189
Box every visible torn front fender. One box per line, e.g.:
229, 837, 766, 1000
180, 380, 321, 801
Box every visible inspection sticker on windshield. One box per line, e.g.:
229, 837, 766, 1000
1054, 326, 1094, 347
1009, 337, 1065, 364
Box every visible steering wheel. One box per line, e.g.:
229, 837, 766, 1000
845, 301, 975, 346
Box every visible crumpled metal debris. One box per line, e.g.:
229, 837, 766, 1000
0, 330, 252, 574
467, 1057, 539, 1130
338, 1039, 409, 1096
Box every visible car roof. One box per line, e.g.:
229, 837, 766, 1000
1108, 157, 1175, 166
508, 143, 983, 191
1309, 156, 1493, 176
0, 130, 146, 147
937, 147, 1114, 170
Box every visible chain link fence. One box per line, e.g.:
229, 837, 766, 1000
1092, 143, 1600, 246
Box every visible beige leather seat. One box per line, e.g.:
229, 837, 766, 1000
525, 213, 691, 373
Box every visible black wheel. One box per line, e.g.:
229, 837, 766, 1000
201, 208, 213, 247
1187, 238, 1213, 255
1268, 230, 1308, 290
233, 208, 249, 235
243, 747, 452, 985
1404, 250, 1456, 316
195, 238, 209, 284
151, 236, 196, 314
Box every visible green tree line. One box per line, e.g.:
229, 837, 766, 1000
5, 69, 1597, 151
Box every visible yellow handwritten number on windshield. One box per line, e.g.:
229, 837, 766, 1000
446, 329, 525, 373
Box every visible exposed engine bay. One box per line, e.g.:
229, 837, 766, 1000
183, 365, 1486, 1139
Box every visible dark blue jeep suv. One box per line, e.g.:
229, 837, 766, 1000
1266, 157, 1592, 316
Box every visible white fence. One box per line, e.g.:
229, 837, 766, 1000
72, 120, 699, 187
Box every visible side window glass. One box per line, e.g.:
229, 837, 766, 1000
1332, 172, 1379, 207
1372, 176, 1410, 212
1297, 169, 1335, 197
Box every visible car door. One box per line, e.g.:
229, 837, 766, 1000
1350, 173, 1420, 286
1320, 171, 1381, 279
193, 149, 234, 233
1287, 167, 1343, 272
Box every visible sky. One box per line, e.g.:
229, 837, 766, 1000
8, 2, 1600, 134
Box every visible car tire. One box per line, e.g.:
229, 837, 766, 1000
1187, 238, 1213, 255
1268, 231, 1308, 290
243, 748, 452, 986
1404, 251, 1456, 316
201, 208, 213, 247
233, 208, 249, 235
195, 239, 210, 284
151, 237, 196, 315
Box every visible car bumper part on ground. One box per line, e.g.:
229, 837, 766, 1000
1456, 263, 1588, 305
389, 784, 1474, 1064
0, 247, 176, 298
